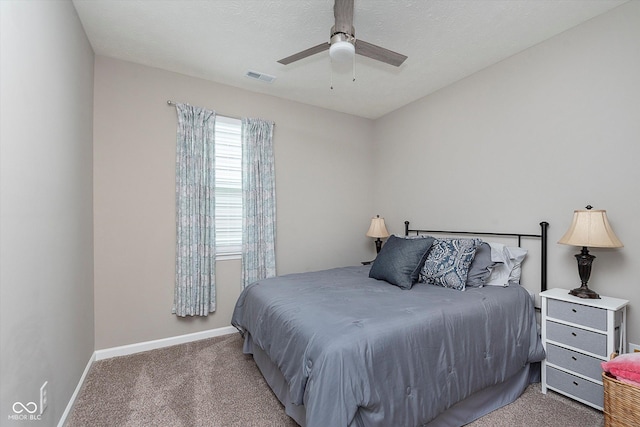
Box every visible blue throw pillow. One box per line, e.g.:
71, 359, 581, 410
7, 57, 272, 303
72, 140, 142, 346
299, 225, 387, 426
465, 242, 496, 287
369, 235, 435, 290
420, 238, 482, 291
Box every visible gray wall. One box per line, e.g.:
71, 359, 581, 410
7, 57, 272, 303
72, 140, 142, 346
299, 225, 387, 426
93, 57, 375, 350
0, 1, 95, 425
373, 1, 640, 346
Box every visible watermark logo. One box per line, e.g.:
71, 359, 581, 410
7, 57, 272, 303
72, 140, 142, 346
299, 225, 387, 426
12, 402, 37, 414
8, 402, 41, 421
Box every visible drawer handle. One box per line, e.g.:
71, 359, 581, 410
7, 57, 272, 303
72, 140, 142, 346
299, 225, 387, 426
572, 308, 577, 313
571, 332, 577, 337
573, 381, 579, 386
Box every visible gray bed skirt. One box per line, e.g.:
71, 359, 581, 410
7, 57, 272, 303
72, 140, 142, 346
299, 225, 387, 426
244, 333, 539, 427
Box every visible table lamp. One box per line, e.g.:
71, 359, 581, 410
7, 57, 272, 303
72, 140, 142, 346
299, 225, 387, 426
366, 215, 390, 254
558, 205, 623, 299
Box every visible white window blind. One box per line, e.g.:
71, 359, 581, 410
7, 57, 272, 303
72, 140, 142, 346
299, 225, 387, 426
215, 116, 242, 257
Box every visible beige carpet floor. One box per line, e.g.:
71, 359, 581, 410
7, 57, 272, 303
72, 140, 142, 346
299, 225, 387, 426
66, 333, 604, 427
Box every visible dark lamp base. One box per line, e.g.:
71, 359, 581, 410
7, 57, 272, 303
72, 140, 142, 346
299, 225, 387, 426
569, 246, 600, 299
374, 238, 383, 254
569, 285, 600, 299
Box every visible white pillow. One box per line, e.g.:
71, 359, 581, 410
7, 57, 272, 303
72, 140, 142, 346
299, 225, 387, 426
485, 243, 528, 287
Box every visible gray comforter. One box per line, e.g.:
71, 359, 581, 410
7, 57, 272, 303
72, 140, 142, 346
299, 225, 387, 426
232, 266, 545, 427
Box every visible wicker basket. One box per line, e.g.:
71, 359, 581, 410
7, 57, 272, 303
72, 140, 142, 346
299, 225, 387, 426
602, 371, 640, 426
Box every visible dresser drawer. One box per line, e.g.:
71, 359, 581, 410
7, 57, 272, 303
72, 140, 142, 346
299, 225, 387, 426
546, 343, 603, 382
546, 366, 603, 408
546, 321, 607, 357
547, 299, 607, 330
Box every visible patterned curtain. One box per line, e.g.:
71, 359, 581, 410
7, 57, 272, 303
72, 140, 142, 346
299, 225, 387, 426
173, 103, 216, 316
241, 118, 276, 288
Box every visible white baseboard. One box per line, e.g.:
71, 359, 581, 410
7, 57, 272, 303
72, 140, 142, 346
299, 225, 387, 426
94, 325, 237, 361
57, 351, 95, 427
57, 326, 237, 426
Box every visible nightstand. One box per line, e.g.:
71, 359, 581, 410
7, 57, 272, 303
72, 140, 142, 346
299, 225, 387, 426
540, 288, 629, 410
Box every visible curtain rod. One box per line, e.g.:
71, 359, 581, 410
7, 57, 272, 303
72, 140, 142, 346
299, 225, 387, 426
167, 100, 274, 125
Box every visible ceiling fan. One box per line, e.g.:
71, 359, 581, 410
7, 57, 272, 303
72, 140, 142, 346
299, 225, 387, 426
277, 0, 408, 67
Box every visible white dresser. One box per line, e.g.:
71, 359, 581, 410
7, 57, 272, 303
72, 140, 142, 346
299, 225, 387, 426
540, 288, 629, 410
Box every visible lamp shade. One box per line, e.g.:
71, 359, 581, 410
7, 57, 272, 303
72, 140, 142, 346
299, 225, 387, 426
366, 216, 390, 239
558, 209, 623, 248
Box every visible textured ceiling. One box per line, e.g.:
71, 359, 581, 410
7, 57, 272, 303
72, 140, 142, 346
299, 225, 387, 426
72, 0, 627, 119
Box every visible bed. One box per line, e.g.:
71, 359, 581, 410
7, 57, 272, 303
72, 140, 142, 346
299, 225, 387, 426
231, 221, 549, 427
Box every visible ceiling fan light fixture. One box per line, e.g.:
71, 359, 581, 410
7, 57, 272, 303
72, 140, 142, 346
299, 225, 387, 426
329, 39, 355, 62
277, 0, 407, 67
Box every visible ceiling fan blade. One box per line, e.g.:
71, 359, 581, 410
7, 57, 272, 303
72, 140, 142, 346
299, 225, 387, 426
277, 42, 330, 65
334, 0, 354, 34
355, 39, 408, 67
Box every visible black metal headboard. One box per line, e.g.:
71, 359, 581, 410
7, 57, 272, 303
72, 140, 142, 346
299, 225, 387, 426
404, 220, 549, 293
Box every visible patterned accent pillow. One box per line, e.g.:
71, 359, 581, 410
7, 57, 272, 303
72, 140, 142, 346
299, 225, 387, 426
420, 238, 483, 290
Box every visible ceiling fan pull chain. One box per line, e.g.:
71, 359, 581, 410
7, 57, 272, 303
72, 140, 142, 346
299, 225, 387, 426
330, 57, 334, 90
353, 46, 356, 82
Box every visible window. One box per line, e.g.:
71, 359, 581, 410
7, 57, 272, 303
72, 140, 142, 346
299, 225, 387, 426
215, 116, 242, 258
